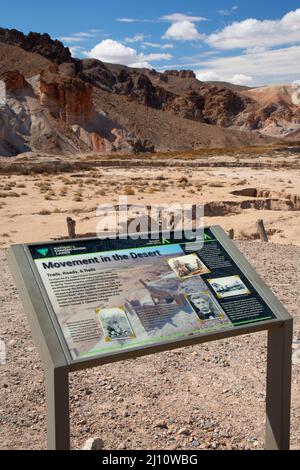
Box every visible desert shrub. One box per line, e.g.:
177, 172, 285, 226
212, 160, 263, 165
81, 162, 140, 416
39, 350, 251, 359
235, 179, 248, 186
146, 188, 155, 194
208, 182, 225, 188
59, 186, 68, 196
179, 177, 188, 184
0, 191, 19, 198
124, 186, 135, 196
36, 182, 51, 193
96, 190, 106, 196
38, 209, 51, 215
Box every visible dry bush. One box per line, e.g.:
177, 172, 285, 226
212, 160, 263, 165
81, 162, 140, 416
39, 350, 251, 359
59, 186, 68, 196
208, 182, 225, 188
0, 191, 20, 198
73, 191, 83, 202
38, 209, 51, 215
96, 190, 106, 196
179, 177, 188, 184
146, 188, 155, 194
235, 179, 248, 186
124, 186, 135, 196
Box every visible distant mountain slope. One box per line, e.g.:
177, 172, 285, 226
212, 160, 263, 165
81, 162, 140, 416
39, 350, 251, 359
0, 27, 72, 64
0, 43, 50, 77
1, 26, 298, 157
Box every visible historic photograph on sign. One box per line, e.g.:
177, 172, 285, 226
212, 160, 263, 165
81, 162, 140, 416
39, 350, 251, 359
96, 307, 136, 342
208, 275, 251, 298
186, 291, 227, 321
168, 253, 210, 280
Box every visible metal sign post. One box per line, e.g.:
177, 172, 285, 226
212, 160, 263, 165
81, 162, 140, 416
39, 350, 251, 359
8, 226, 293, 450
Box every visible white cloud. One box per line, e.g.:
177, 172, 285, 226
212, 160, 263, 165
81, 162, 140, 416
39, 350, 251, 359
141, 42, 174, 50
117, 18, 135, 23
116, 17, 154, 23
218, 6, 239, 16
207, 8, 300, 50
85, 39, 172, 68
161, 13, 207, 22
85, 39, 144, 66
163, 20, 203, 41
231, 74, 253, 85
124, 34, 148, 44
195, 71, 224, 81
194, 45, 300, 86
143, 53, 172, 61
69, 46, 85, 57
58, 31, 102, 43
195, 71, 253, 85
59, 36, 86, 43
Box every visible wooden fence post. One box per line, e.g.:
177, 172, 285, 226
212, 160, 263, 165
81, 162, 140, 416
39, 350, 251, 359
67, 217, 76, 239
256, 219, 268, 242
228, 229, 234, 240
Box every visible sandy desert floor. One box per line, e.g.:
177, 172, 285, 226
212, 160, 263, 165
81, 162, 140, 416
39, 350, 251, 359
0, 149, 300, 247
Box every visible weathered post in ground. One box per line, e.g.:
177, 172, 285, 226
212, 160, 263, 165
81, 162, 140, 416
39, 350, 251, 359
67, 217, 76, 239
256, 219, 268, 242
228, 228, 234, 240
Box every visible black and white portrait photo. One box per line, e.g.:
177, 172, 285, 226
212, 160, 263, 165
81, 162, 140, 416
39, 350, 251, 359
186, 291, 225, 321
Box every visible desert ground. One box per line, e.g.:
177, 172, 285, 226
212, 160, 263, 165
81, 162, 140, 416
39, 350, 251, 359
0, 147, 300, 450
0, 147, 300, 247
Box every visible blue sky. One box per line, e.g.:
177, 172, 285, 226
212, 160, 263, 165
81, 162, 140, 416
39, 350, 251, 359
1, 1, 300, 85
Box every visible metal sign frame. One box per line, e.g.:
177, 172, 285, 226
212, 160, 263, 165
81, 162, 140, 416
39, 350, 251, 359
7, 225, 293, 450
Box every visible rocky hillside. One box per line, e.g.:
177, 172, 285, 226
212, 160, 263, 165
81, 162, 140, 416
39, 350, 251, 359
0, 27, 298, 157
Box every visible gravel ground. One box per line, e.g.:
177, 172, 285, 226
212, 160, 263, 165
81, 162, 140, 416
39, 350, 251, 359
0, 241, 299, 450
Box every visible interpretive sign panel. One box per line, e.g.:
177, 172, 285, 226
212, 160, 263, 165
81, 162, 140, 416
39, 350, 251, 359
8, 226, 293, 450
24, 227, 277, 361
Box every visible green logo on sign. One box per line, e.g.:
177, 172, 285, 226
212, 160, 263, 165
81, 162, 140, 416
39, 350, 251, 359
162, 238, 171, 244
37, 248, 49, 257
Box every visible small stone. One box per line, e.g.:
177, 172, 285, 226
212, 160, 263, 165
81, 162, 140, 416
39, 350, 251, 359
118, 442, 127, 450
81, 437, 104, 451
191, 439, 199, 447
154, 420, 168, 429
178, 427, 190, 436
78, 419, 87, 426
292, 348, 300, 365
